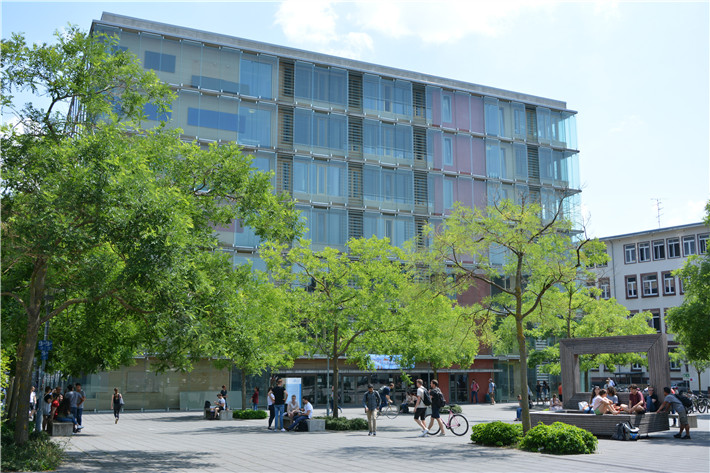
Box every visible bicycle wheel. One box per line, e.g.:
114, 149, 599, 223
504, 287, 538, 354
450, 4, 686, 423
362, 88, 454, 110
699, 399, 708, 414
449, 414, 469, 436
386, 404, 399, 419
423, 415, 441, 435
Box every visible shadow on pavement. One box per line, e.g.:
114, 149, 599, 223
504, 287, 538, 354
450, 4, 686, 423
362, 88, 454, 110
61, 450, 218, 471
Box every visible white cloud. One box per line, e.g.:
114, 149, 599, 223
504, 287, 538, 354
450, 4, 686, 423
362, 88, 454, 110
662, 199, 708, 228
593, 2, 621, 21
274, 1, 374, 59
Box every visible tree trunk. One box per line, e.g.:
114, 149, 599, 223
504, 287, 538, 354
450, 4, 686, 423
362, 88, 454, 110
516, 316, 531, 433
241, 368, 247, 411
332, 324, 339, 418
14, 260, 47, 446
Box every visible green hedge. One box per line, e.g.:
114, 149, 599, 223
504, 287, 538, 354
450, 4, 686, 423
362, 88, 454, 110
314, 416, 368, 431
232, 409, 268, 420
470, 421, 523, 447
1, 423, 65, 472
519, 422, 597, 455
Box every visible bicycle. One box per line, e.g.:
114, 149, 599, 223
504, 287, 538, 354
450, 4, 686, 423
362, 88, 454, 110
689, 393, 708, 414
377, 401, 399, 419
424, 405, 469, 436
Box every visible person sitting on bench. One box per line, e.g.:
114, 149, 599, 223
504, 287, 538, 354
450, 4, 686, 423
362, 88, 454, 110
212, 393, 226, 419
287, 395, 300, 419
286, 397, 313, 431
645, 386, 659, 413
626, 384, 646, 414
591, 389, 620, 415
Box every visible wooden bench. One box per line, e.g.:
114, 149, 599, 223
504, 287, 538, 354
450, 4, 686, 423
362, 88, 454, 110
669, 413, 698, 428
530, 410, 669, 436
48, 421, 73, 437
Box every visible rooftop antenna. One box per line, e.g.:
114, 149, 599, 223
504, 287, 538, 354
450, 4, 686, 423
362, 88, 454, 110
651, 198, 666, 229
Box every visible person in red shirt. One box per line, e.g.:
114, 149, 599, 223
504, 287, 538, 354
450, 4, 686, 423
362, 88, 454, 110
627, 384, 646, 414
51, 393, 61, 420
558, 383, 563, 403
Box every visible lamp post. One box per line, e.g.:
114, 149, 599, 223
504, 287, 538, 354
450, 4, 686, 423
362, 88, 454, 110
35, 294, 53, 433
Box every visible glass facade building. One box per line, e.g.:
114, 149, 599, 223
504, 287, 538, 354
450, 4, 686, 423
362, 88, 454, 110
86, 13, 583, 408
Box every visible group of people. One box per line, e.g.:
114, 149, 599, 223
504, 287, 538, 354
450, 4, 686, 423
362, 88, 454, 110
264, 378, 313, 432
469, 378, 503, 405
37, 384, 86, 434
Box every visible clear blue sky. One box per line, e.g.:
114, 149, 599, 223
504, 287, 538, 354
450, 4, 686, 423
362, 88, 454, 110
3, 1, 708, 237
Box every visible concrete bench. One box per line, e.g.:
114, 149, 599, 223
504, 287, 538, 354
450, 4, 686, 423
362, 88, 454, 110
48, 421, 74, 437
204, 408, 230, 420
669, 414, 698, 428
283, 416, 293, 428
305, 419, 325, 432
530, 410, 669, 436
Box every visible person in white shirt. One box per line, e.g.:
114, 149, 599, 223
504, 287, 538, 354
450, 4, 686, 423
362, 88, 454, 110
267, 388, 276, 430
285, 398, 313, 431
287, 395, 300, 419
413, 379, 429, 437
591, 389, 619, 415
211, 393, 226, 419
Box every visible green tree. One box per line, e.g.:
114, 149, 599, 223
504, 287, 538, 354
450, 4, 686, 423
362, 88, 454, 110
262, 237, 450, 417
1, 28, 299, 444
666, 201, 710, 364
525, 283, 655, 387
409, 195, 607, 432
669, 346, 710, 392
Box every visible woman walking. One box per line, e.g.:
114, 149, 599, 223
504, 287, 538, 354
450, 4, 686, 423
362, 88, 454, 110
112, 388, 123, 424
266, 387, 275, 430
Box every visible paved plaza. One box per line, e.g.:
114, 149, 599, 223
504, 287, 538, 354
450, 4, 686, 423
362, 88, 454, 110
54, 403, 709, 472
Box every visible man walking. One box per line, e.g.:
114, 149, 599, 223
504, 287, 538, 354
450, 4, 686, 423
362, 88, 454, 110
657, 387, 691, 439
413, 379, 430, 437
363, 384, 381, 436
74, 383, 86, 428
470, 379, 479, 404
488, 378, 496, 405
272, 379, 287, 432
427, 380, 446, 436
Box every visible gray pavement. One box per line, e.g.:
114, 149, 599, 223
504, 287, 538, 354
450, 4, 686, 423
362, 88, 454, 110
54, 402, 709, 472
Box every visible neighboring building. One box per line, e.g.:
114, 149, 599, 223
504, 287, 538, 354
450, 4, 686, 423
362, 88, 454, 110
70, 12, 583, 411
593, 222, 709, 391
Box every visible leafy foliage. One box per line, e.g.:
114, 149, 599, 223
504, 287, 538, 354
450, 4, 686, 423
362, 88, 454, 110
1, 423, 65, 471
518, 422, 597, 455
469, 421, 523, 447
440, 404, 463, 414
314, 416, 368, 431
667, 201, 710, 363
232, 409, 268, 420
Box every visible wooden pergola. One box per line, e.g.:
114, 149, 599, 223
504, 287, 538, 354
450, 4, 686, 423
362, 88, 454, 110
560, 334, 671, 409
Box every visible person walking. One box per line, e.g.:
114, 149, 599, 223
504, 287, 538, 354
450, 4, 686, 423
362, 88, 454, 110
75, 383, 86, 428
272, 379, 287, 432
111, 388, 123, 424
250, 387, 259, 411
426, 380, 446, 436
542, 381, 549, 400
470, 379, 479, 404
220, 385, 229, 410
363, 384, 381, 436
657, 387, 691, 439
266, 387, 275, 430
29, 386, 37, 421
488, 379, 496, 405
413, 379, 430, 437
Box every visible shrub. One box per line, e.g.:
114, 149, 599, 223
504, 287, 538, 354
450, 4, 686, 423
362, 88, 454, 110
519, 422, 597, 455
439, 404, 462, 414
348, 417, 369, 430
313, 416, 368, 431
1, 423, 65, 472
470, 421, 523, 447
232, 409, 268, 420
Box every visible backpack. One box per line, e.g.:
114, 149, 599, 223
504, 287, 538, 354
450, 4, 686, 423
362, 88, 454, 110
611, 422, 630, 441
431, 388, 446, 408
204, 401, 211, 409
675, 394, 693, 409
295, 419, 309, 432
421, 388, 432, 406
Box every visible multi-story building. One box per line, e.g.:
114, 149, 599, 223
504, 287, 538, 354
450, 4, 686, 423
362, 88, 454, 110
66, 12, 582, 412
593, 222, 709, 391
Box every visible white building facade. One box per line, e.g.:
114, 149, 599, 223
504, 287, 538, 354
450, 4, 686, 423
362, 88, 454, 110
593, 222, 709, 391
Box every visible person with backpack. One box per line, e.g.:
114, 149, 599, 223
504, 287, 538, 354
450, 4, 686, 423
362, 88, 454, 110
413, 379, 431, 437
657, 386, 691, 439
363, 384, 381, 436
377, 382, 394, 417
488, 379, 496, 405
426, 379, 446, 436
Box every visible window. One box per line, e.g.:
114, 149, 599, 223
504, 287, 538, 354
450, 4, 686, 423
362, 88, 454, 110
669, 357, 679, 370
679, 277, 684, 294
662, 272, 675, 295
652, 240, 665, 260
442, 95, 452, 123
699, 234, 709, 254
641, 273, 658, 297
637, 242, 650, 262
444, 179, 454, 210
499, 107, 505, 137
624, 244, 637, 264
443, 136, 453, 166
682, 236, 696, 256
514, 107, 525, 135
649, 309, 661, 333
625, 275, 638, 298
500, 147, 508, 180
599, 278, 610, 299
667, 238, 680, 258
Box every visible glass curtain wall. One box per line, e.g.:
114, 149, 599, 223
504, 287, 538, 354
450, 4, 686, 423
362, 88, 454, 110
292, 157, 348, 205
362, 165, 414, 212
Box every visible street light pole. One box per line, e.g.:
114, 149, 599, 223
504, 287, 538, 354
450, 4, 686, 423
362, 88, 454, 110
35, 295, 52, 433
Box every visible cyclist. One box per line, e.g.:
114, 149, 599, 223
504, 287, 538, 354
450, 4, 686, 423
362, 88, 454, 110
377, 383, 394, 417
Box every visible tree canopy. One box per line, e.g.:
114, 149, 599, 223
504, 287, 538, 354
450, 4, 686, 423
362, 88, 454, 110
1, 27, 299, 444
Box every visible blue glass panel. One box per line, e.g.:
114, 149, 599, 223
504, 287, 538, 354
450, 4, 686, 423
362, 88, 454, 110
294, 109, 311, 149
237, 103, 273, 147
144, 103, 172, 122
187, 107, 243, 132
293, 160, 308, 193
484, 98, 499, 136
363, 120, 378, 155
294, 62, 313, 101
363, 75, 379, 112
240, 55, 274, 99
486, 139, 501, 178
144, 51, 176, 73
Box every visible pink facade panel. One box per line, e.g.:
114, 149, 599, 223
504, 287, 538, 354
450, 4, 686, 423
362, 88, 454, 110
456, 134, 473, 175
455, 92, 471, 132
473, 179, 487, 211
470, 96, 484, 134
457, 177, 474, 210
442, 91, 455, 129
444, 176, 457, 216
429, 130, 443, 171
430, 87, 442, 127
471, 137, 486, 176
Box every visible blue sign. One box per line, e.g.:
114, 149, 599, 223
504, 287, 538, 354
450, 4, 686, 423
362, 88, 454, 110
40, 352, 49, 360
38, 340, 53, 351
369, 355, 403, 370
